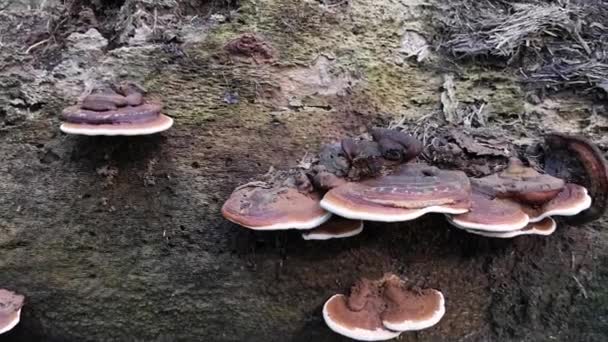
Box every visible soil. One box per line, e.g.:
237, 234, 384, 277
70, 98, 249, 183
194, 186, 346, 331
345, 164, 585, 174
0, 0, 607, 341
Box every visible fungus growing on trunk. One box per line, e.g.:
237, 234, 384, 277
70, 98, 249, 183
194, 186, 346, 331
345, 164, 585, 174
544, 133, 608, 223
323, 274, 445, 341
446, 191, 530, 232
323, 294, 401, 341
381, 274, 445, 332
221, 177, 332, 230
0, 289, 24, 335
521, 183, 592, 222
472, 158, 565, 204
60, 83, 173, 136
447, 160, 591, 236
464, 217, 556, 238
320, 164, 471, 222
301, 217, 364, 240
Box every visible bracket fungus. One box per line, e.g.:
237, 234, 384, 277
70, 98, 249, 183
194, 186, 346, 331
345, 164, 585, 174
221, 177, 332, 230
520, 183, 592, 223
301, 217, 364, 240
320, 164, 471, 222
446, 191, 530, 232
0, 289, 24, 335
221, 128, 600, 244
544, 133, 608, 223
463, 217, 557, 238
222, 128, 428, 233
447, 159, 592, 237
323, 274, 445, 341
380, 275, 446, 332
60, 83, 173, 136
472, 158, 565, 204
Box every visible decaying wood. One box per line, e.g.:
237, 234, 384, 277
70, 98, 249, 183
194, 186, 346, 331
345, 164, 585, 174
0, 0, 607, 341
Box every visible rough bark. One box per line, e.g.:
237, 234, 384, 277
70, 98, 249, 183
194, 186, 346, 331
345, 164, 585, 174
0, 0, 607, 341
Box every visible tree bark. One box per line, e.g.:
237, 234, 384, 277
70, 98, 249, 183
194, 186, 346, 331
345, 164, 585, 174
1, 0, 607, 341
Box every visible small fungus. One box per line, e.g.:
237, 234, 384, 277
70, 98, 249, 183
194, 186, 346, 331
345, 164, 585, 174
221, 181, 331, 230
521, 183, 592, 222
320, 164, 471, 222
323, 274, 445, 341
544, 133, 608, 223
323, 294, 402, 341
464, 217, 556, 238
448, 167, 591, 235
447, 190, 530, 232
60, 83, 173, 136
301, 217, 364, 240
472, 158, 565, 204
381, 274, 445, 332
0, 289, 24, 335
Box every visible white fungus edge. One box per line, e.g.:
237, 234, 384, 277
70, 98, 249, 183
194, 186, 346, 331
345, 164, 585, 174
322, 295, 401, 341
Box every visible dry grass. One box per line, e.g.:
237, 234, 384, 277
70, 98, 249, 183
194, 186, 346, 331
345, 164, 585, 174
433, 0, 608, 92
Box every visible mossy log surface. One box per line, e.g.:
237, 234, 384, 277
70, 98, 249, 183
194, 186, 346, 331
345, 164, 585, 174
0, 0, 607, 341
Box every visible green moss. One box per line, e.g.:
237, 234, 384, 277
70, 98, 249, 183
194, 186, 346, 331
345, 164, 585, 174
355, 62, 440, 113
455, 69, 525, 117
145, 0, 523, 129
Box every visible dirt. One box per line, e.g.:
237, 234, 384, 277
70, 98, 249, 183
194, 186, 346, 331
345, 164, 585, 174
0, 0, 607, 341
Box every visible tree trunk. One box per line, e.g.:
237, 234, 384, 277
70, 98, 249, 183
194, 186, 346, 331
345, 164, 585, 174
1, 0, 607, 341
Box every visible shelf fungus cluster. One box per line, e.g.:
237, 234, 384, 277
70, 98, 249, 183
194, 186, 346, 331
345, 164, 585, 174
221, 128, 600, 243
60, 83, 173, 136
0, 289, 24, 335
221, 128, 430, 240
323, 273, 445, 341
445, 158, 592, 238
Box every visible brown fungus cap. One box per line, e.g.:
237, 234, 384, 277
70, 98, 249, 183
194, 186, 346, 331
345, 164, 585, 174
62, 103, 163, 125
544, 133, 608, 223
221, 182, 331, 230
381, 275, 445, 332
116, 82, 146, 106
0, 289, 24, 335
323, 274, 445, 341
81, 92, 130, 111
472, 158, 565, 205
520, 183, 592, 222
320, 164, 471, 222
464, 217, 556, 238
60, 112, 173, 136
324, 294, 401, 341
60, 84, 173, 136
370, 128, 422, 162
447, 190, 529, 232
301, 217, 364, 240
324, 277, 397, 341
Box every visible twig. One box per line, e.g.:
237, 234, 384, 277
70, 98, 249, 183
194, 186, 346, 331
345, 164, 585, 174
572, 275, 588, 299
25, 38, 49, 54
